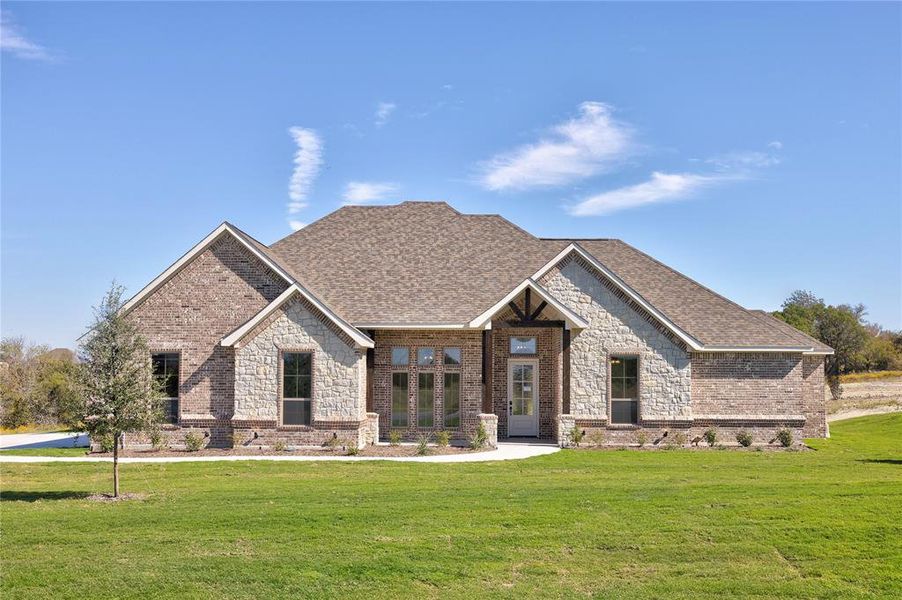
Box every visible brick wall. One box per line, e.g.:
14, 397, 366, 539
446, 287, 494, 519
802, 355, 827, 438
491, 325, 562, 439
372, 330, 483, 442
691, 352, 804, 418
127, 233, 289, 446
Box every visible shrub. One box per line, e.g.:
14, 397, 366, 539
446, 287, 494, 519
325, 435, 341, 450
389, 431, 402, 446
703, 428, 717, 447
416, 434, 430, 456
736, 430, 754, 447
775, 428, 793, 448
568, 426, 585, 447
148, 429, 165, 451
587, 430, 605, 447
469, 421, 488, 450
184, 432, 204, 452
273, 439, 287, 452
231, 431, 244, 449
665, 431, 687, 449
98, 434, 115, 453
345, 439, 359, 456
636, 431, 648, 448
435, 430, 450, 448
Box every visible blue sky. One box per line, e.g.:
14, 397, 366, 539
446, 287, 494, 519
2, 2, 900, 348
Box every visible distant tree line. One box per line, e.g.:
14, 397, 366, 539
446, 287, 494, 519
0, 338, 82, 430
772, 290, 902, 396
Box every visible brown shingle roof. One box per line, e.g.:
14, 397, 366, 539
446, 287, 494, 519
270, 202, 568, 324
268, 201, 828, 351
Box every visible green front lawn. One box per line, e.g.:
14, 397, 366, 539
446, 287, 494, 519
2, 415, 901, 599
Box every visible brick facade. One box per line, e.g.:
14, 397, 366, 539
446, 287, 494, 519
127, 233, 288, 447
372, 329, 483, 442
491, 325, 562, 439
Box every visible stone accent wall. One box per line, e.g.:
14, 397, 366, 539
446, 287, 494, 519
127, 233, 289, 446
372, 330, 483, 441
491, 326, 562, 439
541, 257, 691, 422
233, 294, 365, 425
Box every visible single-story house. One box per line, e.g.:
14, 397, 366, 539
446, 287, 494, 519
121, 201, 831, 448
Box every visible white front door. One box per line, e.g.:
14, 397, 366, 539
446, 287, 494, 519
508, 360, 539, 437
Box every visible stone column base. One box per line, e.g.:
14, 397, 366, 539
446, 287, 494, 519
364, 412, 380, 446
558, 414, 576, 447
477, 413, 498, 448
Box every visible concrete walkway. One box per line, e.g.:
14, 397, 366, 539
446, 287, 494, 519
0, 441, 560, 464
0, 431, 89, 450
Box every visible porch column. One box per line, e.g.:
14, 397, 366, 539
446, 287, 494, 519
482, 329, 493, 413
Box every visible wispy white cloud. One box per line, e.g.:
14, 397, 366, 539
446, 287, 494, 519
287, 126, 323, 214
375, 102, 396, 127
288, 220, 307, 231
707, 149, 780, 171
342, 181, 400, 205
1, 11, 52, 61
568, 172, 736, 217
767, 140, 783, 150
478, 101, 635, 191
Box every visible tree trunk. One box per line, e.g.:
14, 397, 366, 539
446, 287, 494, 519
113, 432, 120, 498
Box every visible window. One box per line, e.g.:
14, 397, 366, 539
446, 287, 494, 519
444, 372, 460, 428
418, 372, 434, 427
443, 347, 461, 366
417, 348, 435, 366
392, 372, 409, 427
510, 336, 536, 354
610, 356, 639, 425
392, 347, 409, 366
152, 353, 179, 424
282, 352, 312, 425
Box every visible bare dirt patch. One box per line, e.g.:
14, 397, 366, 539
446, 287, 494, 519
828, 377, 902, 415
86, 493, 146, 503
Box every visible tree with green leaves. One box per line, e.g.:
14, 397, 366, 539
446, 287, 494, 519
78, 284, 160, 497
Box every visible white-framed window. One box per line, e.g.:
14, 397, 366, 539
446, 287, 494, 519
151, 352, 179, 424
610, 356, 639, 425
417, 347, 435, 366
392, 371, 409, 427
391, 347, 409, 366
282, 352, 312, 425
443, 347, 461, 366
510, 336, 537, 354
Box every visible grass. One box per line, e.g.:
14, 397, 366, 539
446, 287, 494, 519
2, 415, 901, 599
840, 371, 902, 383
0, 447, 89, 456
0, 423, 70, 435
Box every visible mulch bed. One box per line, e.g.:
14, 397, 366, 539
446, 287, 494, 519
88, 444, 489, 458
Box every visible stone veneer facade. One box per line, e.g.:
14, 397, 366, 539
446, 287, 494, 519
231, 293, 368, 448
541, 256, 692, 423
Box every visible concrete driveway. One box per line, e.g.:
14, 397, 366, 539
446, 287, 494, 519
0, 431, 89, 450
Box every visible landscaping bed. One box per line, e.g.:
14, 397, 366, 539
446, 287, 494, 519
86, 443, 490, 458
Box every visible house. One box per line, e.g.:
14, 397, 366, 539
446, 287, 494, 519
122, 201, 832, 449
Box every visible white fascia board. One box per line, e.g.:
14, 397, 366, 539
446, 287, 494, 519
221, 284, 374, 349
354, 323, 468, 330
467, 279, 589, 331
120, 223, 294, 316
694, 346, 815, 353
532, 244, 704, 350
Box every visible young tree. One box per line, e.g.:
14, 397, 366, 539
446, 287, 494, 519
78, 284, 160, 497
